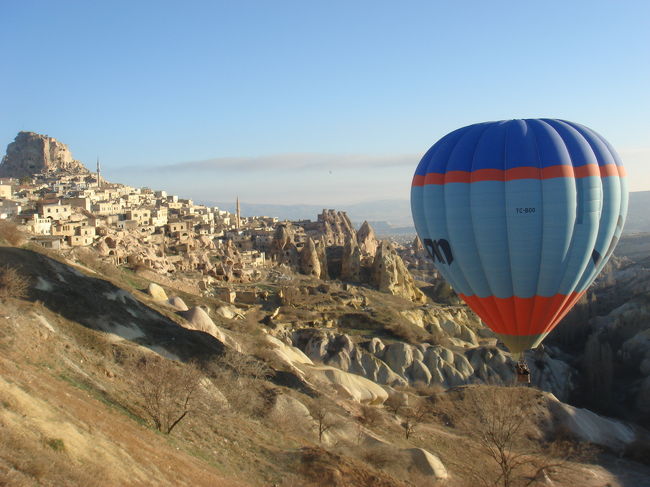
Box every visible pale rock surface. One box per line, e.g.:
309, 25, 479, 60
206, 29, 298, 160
264, 335, 313, 366
319, 210, 356, 247
381, 342, 414, 376
214, 305, 242, 320
403, 448, 449, 479
299, 237, 321, 278
0, 131, 88, 178
302, 365, 388, 405
370, 241, 426, 303
407, 359, 432, 385
147, 283, 168, 301
549, 395, 635, 452
180, 307, 241, 351
166, 296, 188, 311
356, 221, 379, 256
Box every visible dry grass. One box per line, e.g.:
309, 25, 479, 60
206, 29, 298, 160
0, 220, 24, 246
0, 265, 30, 300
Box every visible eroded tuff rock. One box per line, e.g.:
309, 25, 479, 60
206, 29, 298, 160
0, 131, 88, 178
370, 241, 426, 303
299, 237, 321, 278
318, 209, 356, 247
269, 224, 299, 267
356, 221, 379, 257
340, 240, 362, 282
290, 329, 575, 399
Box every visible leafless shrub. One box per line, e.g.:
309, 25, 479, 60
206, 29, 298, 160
357, 404, 382, 428
132, 356, 203, 434
0, 265, 30, 300
309, 399, 339, 444
401, 399, 430, 440
384, 392, 408, 416
0, 220, 24, 246
462, 388, 593, 487
360, 444, 395, 469
209, 348, 271, 416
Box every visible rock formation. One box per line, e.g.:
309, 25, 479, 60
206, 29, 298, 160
0, 131, 88, 178
290, 329, 576, 400
370, 241, 426, 303
340, 240, 362, 282
269, 224, 299, 267
299, 237, 321, 278
356, 221, 379, 257
319, 210, 356, 246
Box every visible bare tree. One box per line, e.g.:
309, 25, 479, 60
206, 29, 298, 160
384, 392, 407, 416
309, 399, 338, 444
210, 348, 271, 416
463, 387, 593, 487
358, 404, 382, 428
355, 404, 382, 445
401, 400, 430, 440
132, 357, 203, 434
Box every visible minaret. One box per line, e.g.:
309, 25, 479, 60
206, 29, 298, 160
96, 157, 102, 189
236, 196, 241, 229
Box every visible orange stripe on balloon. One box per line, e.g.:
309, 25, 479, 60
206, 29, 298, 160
412, 175, 425, 186
471, 169, 505, 182
424, 173, 445, 185
459, 292, 581, 336
443, 171, 472, 183
600, 164, 624, 178
418, 163, 627, 185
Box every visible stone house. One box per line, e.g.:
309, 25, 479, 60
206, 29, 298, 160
38, 200, 72, 221
68, 226, 96, 247
32, 235, 65, 250
93, 201, 124, 215
126, 209, 151, 225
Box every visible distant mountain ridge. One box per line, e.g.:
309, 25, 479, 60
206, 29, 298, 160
202, 191, 650, 236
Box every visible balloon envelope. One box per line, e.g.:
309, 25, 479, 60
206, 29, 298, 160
410, 119, 628, 353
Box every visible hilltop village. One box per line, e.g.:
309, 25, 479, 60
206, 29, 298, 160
0, 131, 433, 304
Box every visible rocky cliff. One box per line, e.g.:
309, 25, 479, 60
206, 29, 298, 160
0, 131, 88, 178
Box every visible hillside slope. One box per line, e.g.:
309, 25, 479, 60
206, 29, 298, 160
2, 246, 650, 486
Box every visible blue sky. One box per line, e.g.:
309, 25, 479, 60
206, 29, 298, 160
1, 0, 648, 205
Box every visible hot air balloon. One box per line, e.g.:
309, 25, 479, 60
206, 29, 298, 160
410, 119, 628, 370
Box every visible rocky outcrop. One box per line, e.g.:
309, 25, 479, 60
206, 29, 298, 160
290, 329, 575, 399
548, 395, 636, 452
0, 131, 88, 178
340, 240, 361, 282
269, 225, 299, 267
318, 210, 356, 247
302, 365, 388, 405
356, 221, 378, 257
167, 296, 188, 311
370, 241, 426, 303
299, 238, 321, 278
179, 306, 241, 351
403, 448, 448, 479
147, 283, 168, 301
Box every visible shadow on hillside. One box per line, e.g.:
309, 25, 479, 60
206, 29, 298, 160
1, 246, 225, 364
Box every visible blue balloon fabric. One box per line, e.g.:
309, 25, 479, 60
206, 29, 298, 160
411, 119, 628, 353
